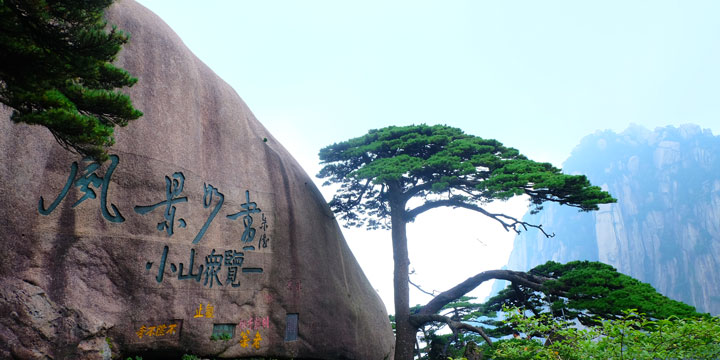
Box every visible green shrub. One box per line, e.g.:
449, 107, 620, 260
486, 305, 720, 359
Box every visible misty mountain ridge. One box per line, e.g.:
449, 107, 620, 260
497, 123, 720, 315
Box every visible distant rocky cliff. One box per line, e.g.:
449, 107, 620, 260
501, 124, 720, 315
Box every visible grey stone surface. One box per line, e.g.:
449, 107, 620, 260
0, 1, 394, 358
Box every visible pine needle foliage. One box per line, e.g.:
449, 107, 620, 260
0, 0, 142, 160
481, 260, 704, 331
318, 124, 615, 230
319, 124, 616, 360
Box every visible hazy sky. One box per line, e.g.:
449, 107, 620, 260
135, 0, 720, 313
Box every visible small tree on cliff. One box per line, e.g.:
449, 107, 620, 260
317, 124, 615, 360
409, 264, 696, 358
415, 260, 705, 358
0, 0, 142, 161
480, 261, 703, 329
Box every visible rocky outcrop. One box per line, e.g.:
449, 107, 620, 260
0, 1, 394, 358
501, 124, 720, 315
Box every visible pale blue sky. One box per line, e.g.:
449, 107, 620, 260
134, 0, 720, 312
136, 0, 719, 172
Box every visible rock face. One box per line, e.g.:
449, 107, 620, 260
499, 124, 720, 315
0, 1, 394, 359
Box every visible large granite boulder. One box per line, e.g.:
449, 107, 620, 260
0, 1, 394, 359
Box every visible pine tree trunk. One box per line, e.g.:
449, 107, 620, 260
390, 193, 415, 360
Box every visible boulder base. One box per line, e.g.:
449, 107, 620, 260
0, 1, 394, 358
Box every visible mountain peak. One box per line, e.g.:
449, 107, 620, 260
505, 123, 720, 315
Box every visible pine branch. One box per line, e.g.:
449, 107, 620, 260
409, 313, 493, 346
417, 269, 558, 317
405, 199, 555, 237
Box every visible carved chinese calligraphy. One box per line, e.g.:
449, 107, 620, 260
238, 329, 264, 349
38, 155, 272, 252
145, 246, 263, 288
134, 172, 188, 236
193, 303, 214, 318
135, 322, 180, 339
40, 154, 272, 290
238, 316, 270, 331
38, 155, 124, 222
194, 184, 224, 244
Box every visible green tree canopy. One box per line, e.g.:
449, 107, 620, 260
0, 0, 142, 160
486, 261, 702, 324
319, 124, 614, 230
409, 261, 705, 359
318, 124, 616, 360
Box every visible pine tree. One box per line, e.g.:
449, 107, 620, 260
481, 260, 703, 329
0, 0, 142, 160
405, 261, 706, 358
318, 124, 616, 360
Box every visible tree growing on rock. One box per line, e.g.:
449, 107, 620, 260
481, 261, 703, 329
317, 124, 616, 360
415, 260, 705, 359
0, 0, 142, 161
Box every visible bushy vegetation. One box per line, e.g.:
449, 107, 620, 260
0, 0, 142, 160
404, 260, 710, 359
209, 332, 233, 341
475, 306, 720, 359
480, 261, 703, 332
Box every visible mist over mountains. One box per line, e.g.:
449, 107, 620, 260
498, 124, 720, 315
